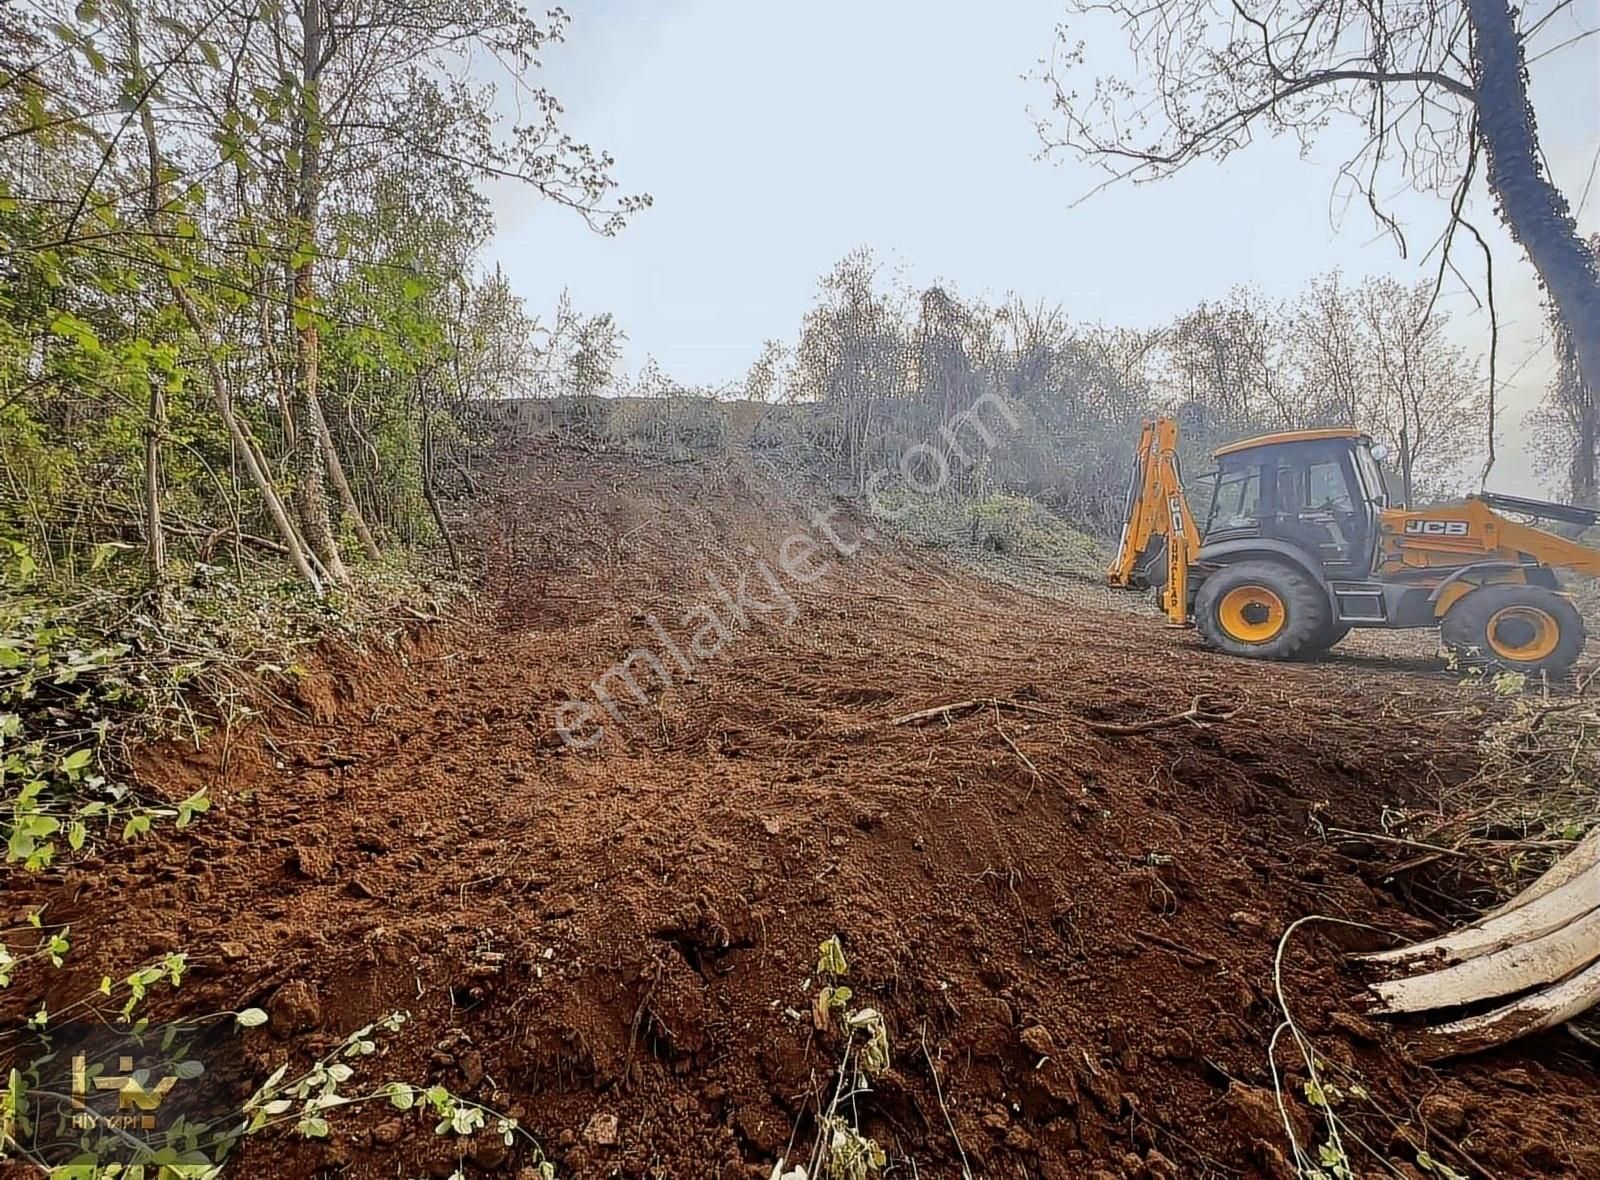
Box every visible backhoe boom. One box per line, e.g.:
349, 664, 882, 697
1107, 417, 1199, 625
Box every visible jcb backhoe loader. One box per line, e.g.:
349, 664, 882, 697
1108, 417, 1600, 675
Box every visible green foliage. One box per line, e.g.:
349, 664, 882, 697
816, 935, 849, 978
820, 1117, 887, 1180
234, 1012, 554, 1177
1, 7, 633, 1176
0, 532, 453, 921
1, 550, 154, 872
873, 488, 1105, 586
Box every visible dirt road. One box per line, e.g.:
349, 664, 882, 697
9, 448, 1599, 1179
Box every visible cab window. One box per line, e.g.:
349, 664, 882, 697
1307, 460, 1354, 511
1206, 462, 1262, 530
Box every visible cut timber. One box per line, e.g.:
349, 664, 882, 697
1370, 906, 1600, 1014
1488, 826, 1600, 919
1362, 856, 1600, 967
1414, 955, 1600, 1062
1360, 831, 1600, 1058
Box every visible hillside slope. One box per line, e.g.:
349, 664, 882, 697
8, 446, 1599, 1180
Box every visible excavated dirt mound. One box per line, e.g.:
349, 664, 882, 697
7, 447, 1600, 1179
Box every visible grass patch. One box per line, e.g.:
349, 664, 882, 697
870, 489, 1105, 588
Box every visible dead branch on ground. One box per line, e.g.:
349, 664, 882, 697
1086, 694, 1245, 736
888, 697, 1059, 727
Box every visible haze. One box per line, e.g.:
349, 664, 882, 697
490, 0, 1600, 493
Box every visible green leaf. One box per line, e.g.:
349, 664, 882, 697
89, 541, 132, 570
122, 814, 151, 842
175, 789, 210, 829
78, 38, 107, 75
153, 15, 196, 38
384, 1082, 415, 1110
235, 1007, 268, 1028
817, 935, 848, 977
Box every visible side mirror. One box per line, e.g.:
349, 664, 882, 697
1370, 443, 1391, 462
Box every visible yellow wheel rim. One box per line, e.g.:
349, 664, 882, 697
1217, 585, 1287, 643
1486, 606, 1561, 662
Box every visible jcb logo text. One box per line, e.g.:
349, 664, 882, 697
1404, 519, 1469, 537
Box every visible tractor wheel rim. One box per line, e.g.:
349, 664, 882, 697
1217, 585, 1287, 642
1487, 606, 1561, 662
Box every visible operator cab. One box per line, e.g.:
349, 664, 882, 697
1199, 429, 1389, 577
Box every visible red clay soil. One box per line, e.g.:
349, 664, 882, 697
6, 447, 1600, 1180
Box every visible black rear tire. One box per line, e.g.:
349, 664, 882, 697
1194, 560, 1330, 661
1441, 584, 1584, 677
1304, 619, 1352, 656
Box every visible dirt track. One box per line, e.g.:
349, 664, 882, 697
9, 448, 1600, 1179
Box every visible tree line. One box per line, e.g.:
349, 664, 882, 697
685, 251, 1484, 534
1, 0, 644, 600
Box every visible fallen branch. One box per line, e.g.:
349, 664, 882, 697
1134, 928, 1220, 967
888, 697, 1058, 727
1323, 827, 1475, 860
1086, 694, 1245, 736
992, 704, 1041, 783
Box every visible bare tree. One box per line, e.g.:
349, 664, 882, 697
1284, 275, 1480, 500
1039, 0, 1600, 458
1529, 234, 1600, 504
1357, 277, 1482, 500
790, 250, 914, 490
1160, 287, 1292, 429
742, 340, 788, 403
1531, 312, 1598, 505
1290, 273, 1368, 428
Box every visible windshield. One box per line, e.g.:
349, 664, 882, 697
1353, 443, 1390, 508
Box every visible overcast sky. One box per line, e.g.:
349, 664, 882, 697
483, 0, 1600, 494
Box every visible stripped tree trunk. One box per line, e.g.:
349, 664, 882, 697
144, 382, 166, 589
124, 0, 166, 602
171, 285, 323, 594
307, 387, 381, 559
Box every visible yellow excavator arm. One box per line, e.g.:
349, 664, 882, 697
1107, 417, 1200, 626
1381, 497, 1600, 588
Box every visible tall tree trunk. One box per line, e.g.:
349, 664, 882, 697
124, 0, 319, 594
1397, 416, 1416, 506
171, 285, 323, 595
289, 0, 348, 581
123, 0, 166, 602
309, 388, 382, 560
1467, 0, 1600, 405
1578, 406, 1597, 505
145, 382, 166, 588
